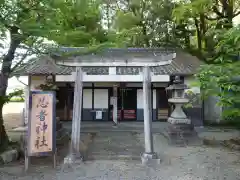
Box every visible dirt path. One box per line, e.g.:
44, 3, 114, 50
86, 132, 144, 161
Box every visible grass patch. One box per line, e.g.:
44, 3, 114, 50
9, 97, 24, 102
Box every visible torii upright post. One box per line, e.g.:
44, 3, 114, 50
71, 67, 83, 158
61, 67, 83, 176
112, 84, 118, 126
141, 66, 160, 165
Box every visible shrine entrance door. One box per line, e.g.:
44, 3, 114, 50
109, 87, 137, 121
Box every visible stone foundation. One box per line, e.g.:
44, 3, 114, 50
168, 117, 191, 124
164, 123, 202, 146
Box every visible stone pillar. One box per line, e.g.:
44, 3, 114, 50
71, 67, 83, 156
112, 84, 118, 126
141, 66, 160, 165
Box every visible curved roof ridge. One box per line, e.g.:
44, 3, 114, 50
12, 48, 202, 76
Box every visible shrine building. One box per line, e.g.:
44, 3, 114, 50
13, 47, 203, 126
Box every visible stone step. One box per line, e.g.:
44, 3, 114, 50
86, 154, 141, 161
89, 153, 141, 157
83, 131, 144, 161
89, 148, 142, 153
165, 134, 202, 146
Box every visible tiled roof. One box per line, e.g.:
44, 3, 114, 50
12, 57, 74, 76
12, 48, 202, 76
116, 49, 202, 75
153, 49, 202, 75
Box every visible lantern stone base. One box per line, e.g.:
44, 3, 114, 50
164, 123, 202, 146
168, 117, 191, 124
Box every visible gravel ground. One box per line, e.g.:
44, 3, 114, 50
1, 132, 240, 180
2, 103, 240, 179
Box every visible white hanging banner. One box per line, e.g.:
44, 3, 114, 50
96, 111, 102, 119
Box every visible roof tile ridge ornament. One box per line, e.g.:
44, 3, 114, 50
52, 47, 176, 57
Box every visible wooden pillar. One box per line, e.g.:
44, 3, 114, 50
113, 84, 118, 125
24, 86, 29, 126
92, 83, 94, 121
23, 76, 31, 126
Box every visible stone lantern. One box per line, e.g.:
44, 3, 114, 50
165, 76, 199, 146
166, 76, 190, 124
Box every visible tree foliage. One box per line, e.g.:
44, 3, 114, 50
111, 0, 176, 47
196, 25, 240, 118
172, 0, 240, 59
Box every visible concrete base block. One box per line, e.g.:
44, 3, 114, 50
0, 149, 19, 164
141, 152, 160, 166
165, 123, 202, 146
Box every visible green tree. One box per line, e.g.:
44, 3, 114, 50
111, 0, 176, 47
173, 0, 240, 59
0, 0, 110, 152
196, 25, 240, 119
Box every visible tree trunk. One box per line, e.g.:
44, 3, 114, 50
200, 14, 207, 48
222, 0, 233, 29
0, 102, 9, 152
0, 27, 22, 151
213, 0, 233, 29
106, 1, 111, 31
0, 73, 10, 152
142, 25, 150, 47
184, 35, 190, 49
194, 18, 202, 51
